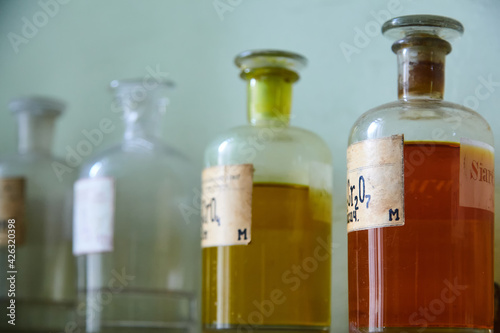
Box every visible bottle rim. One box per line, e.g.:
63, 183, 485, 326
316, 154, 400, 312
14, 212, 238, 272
9, 96, 65, 116
382, 15, 464, 41
234, 49, 307, 74
109, 78, 176, 91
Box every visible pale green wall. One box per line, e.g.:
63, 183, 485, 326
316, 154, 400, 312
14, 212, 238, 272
0, 0, 499, 331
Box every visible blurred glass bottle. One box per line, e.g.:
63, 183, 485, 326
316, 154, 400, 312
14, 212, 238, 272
74, 79, 199, 333
347, 15, 494, 333
0, 97, 76, 332
202, 50, 333, 333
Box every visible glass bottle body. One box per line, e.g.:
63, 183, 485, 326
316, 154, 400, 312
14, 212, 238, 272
75, 82, 199, 333
348, 16, 494, 333
202, 51, 332, 333
348, 100, 494, 332
203, 124, 332, 332
0, 99, 76, 332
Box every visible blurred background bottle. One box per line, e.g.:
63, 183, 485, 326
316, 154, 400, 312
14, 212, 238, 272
73, 79, 199, 333
347, 15, 494, 333
202, 50, 333, 333
0, 97, 76, 332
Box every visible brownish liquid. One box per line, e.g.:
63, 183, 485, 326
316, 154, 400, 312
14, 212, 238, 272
348, 142, 494, 331
203, 183, 331, 332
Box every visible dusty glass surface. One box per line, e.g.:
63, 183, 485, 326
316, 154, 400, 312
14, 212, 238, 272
348, 15, 494, 333
75, 80, 199, 333
0, 97, 76, 332
203, 50, 333, 333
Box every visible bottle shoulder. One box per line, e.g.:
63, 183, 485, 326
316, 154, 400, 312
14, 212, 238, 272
79, 138, 193, 179
203, 125, 333, 187
204, 124, 331, 167
0, 153, 62, 174
350, 99, 494, 146
0, 153, 73, 184
207, 124, 327, 139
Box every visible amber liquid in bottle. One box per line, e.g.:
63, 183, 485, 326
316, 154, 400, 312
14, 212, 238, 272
203, 183, 331, 331
348, 142, 494, 330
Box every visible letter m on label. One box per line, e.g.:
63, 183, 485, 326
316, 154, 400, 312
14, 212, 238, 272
389, 208, 400, 221
237, 228, 247, 241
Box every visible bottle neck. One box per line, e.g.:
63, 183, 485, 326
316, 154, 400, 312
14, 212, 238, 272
16, 112, 55, 155
245, 68, 297, 126
116, 90, 167, 141
394, 37, 450, 101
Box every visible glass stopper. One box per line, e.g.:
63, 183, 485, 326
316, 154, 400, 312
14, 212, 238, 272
234, 49, 307, 75
382, 15, 464, 42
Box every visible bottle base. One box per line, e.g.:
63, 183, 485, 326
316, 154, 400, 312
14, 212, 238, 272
350, 327, 492, 333
203, 324, 329, 333
0, 298, 76, 332
78, 288, 197, 333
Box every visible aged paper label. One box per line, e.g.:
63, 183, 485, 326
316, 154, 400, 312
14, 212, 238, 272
0, 178, 25, 246
73, 178, 115, 255
459, 138, 494, 213
347, 135, 405, 233
201, 164, 253, 248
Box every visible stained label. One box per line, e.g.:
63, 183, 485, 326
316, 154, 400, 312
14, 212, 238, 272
201, 164, 253, 248
73, 177, 115, 255
0, 178, 25, 246
347, 135, 405, 233
459, 138, 494, 213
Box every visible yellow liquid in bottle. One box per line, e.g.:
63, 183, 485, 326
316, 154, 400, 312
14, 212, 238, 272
202, 183, 331, 332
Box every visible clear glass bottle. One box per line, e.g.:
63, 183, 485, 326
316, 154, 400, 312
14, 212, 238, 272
0, 97, 76, 331
347, 15, 494, 333
202, 50, 333, 333
74, 80, 199, 333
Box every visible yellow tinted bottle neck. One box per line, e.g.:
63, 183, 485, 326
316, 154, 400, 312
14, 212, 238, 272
245, 68, 298, 126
